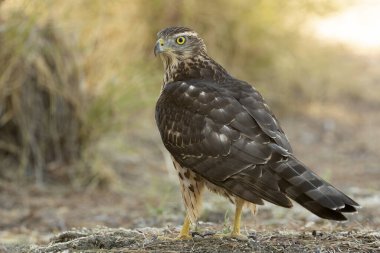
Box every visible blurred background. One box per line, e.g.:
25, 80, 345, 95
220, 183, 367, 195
0, 0, 379, 245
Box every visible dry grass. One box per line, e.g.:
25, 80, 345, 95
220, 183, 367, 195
0, 12, 83, 185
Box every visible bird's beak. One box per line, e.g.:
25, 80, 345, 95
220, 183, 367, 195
154, 38, 165, 56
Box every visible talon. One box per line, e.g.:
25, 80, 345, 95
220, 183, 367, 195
230, 232, 248, 241
176, 215, 192, 240
176, 233, 192, 240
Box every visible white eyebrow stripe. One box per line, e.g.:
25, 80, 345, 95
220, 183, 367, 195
175, 31, 198, 37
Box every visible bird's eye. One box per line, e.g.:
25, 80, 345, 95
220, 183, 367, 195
176, 36, 186, 45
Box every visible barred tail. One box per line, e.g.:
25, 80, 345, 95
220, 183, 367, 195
270, 157, 359, 220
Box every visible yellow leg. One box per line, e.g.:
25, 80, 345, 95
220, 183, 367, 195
231, 198, 244, 237
177, 214, 192, 240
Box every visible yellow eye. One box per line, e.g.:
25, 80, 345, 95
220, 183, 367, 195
176, 36, 186, 45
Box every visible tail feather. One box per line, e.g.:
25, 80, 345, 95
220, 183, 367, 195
270, 157, 359, 220
215, 155, 359, 221
302, 201, 346, 221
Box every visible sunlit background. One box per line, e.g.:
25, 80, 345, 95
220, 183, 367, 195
313, 0, 380, 51
0, 0, 379, 247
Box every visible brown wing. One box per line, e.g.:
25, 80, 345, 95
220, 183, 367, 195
155, 79, 359, 220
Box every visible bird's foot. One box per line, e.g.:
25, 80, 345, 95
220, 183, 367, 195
229, 232, 248, 241
176, 233, 193, 240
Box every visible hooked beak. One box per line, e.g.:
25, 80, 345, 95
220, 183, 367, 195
154, 38, 165, 56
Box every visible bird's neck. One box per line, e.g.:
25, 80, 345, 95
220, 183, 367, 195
162, 53, 231, 85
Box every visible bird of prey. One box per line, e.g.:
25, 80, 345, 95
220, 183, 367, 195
154, 26, 359, 239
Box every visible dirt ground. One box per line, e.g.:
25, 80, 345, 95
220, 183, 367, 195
12, 227, 380, 253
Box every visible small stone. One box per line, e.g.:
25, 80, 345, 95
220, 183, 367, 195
191, 231, 202, 238
248, 232, 257, 240
203, 231, 216, 237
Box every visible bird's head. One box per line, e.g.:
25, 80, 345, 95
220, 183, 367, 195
154, 26, 229, 84
154, 27, 207, 62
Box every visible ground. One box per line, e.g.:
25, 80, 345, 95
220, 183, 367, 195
12, 227, 380, 253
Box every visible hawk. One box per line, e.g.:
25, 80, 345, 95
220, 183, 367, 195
154, 27, 359, 239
